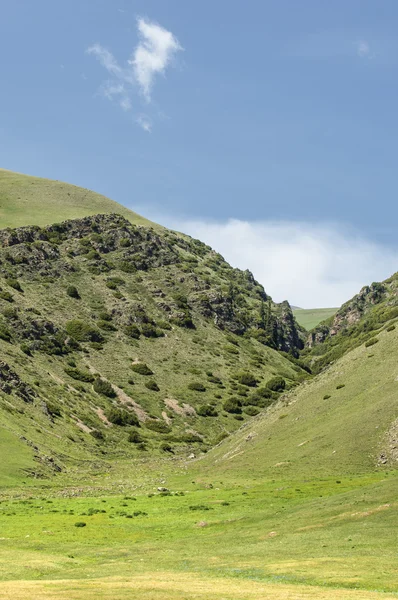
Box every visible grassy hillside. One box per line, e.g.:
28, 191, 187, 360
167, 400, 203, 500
0, 169, 157, 229
0, 213, 305, 484
293, 307, 338, 330
198, 319, 398, 480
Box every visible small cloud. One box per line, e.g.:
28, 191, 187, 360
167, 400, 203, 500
356, 40, 371, 58
86, 18, 182, 127
129, 18, 182, 101
136, 114, 152, 132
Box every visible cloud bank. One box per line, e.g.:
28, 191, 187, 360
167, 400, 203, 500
87, 18, 182, 129
153, 216, 398, 308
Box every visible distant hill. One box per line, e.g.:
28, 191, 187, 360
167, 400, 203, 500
0, 169, 157, 229
293, 307, 338, 330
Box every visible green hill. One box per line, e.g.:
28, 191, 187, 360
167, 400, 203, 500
293, 307, 338, 330
0, 169, 156, 229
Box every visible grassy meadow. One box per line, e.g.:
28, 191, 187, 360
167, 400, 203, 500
293, 307, 338, 330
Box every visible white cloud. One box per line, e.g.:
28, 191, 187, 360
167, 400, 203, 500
129, 18, 182, 101
136, 114, 152, 132
86, 18, 182, 128
356, 40, 371, 58
152, 216, 398, 308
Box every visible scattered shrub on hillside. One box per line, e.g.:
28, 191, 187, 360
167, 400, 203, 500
145, 420, 171, 434
98, 320, 117, 332
93, 378, 116, 398
145, 379, 160, 392
106, 280, 118, 290
65, 320, 103, 343
0, 291, 14, 302
387, 325, 396, 332
20, 343, 32, 356
214, 431, 229, 444
223, 344, 239, 355
235, 371, 257, 387
157, 319, 172, 330
106, 408, 139, 427
323, 394, 331, 400
64, 367, 95, 383
170, 312, 195, 329
45, 401, 62, 417
5, 278, 23, 292
197, 404, 218, 417
266, 376, 286, 392
141, 323, 164, 338
0, 324, 12, 342
119, 261, 136, 273
365, 338, 379, 347
98, 312, 112, 322
244, 406, 260, 416
128, 430, 143, 444
189, 505, 213, 511
160, 442, 174, 453
131, 363, 153, 376
223, 397, 242, 414
74, 522, 86, 528
66, 285, 80, 299
120, 238, 132, 248
336, 384, 345, 390
188, 382, 206, 392
90, 429, 105, 441
124, 325, 140, 339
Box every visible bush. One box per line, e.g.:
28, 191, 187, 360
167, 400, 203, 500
125, 325, 140, 339
266, 376, 286, 392
145, 420, 171, 434
64, 367, 95, 383
65, 320, 103, 343
145, 380, 160, 392
74, 522, 86, 528
5, 278, 22, 292
0, 324, 11, 342
387, 325, 396, 332
20, 343, 32, 356
188, 382, 206, 392
0, 291, 13, 302
323, 394, 331, 400
336, 384, 345, 390
223, 397, 242, 414
128, 430, 143, 444
244, 406, 260, 416
120, 238, 131, 247
66, 285, 80, 299
236, 372, 257, 387
365, 338, 379, 347
131, 363, 153, 376
160, 442, 174, 453
106, 408, 139, 427
141, 323, 164, 338
98, 320, 117, 331
93, 378, 116, 398
197, 404, 218, 417
45, 401, 62, 417
90, 429, 105, 440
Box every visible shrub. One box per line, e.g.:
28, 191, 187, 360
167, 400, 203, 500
74, 522, 86, 528
145, 380, 160, 392
106, 280, 118, 290
197, 404, 218, 417
20, 343, 32, 356
141, 323, 164, 338
223, 397, 242, 414
125, 325, 140, 339
93, 378, 116, 398
98, 311, 112, 322
180, 433, 203, 443
128, 430, 143, 444
189, 505, 213, 511
336, 384, 345, 390
236, 372, 257, 387
64, 367, 94, 383
98, 320, 117, 331
120, 238, 131, 247
5, 278, 22, 292
131, 363, 153, 376
45, 401, 62, 417
65, 320, 103, 343
0, 291, 13, 302
188, 382, 206, 392
365, 338, 379, 347
0, 324, 11, 342
160, 442, 174, 453
66, 286, 80, 299
106, 408, 139, 427
387, 325, 396, 332
323, 394, 331, 400
244, 406, 260, 416
90, 429, 105, 440
145, 420, 171, 434
224, 344, 239, 355
266, 376, 286, 392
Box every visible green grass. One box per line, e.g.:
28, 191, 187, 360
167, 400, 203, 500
0, 169, 158, 229
0, 427, 34, 486
293, 307, 338, 330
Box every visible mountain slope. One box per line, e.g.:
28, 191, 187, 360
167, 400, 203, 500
0, 169, 157, 229
196, 319, 398, 481
0, 213, 305, 483
293, 306, 338, 330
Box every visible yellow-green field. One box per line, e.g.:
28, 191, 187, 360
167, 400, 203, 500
293, 307, 338, 330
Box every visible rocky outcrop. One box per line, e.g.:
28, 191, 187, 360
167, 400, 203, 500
0, 361, 36, 402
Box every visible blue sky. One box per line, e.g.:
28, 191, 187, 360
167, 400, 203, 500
1, 0, 398, 306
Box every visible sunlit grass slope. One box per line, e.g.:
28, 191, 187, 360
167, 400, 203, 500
0, 169, 157, 229
293, 307, 338, 330
198, 321, 398, 481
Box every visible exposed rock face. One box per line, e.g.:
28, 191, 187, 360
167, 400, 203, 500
0, 361, 36, 402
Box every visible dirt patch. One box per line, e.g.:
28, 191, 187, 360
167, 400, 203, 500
95, 407, 111, 427
164, 398, 196, 417
113, 385, 148, 422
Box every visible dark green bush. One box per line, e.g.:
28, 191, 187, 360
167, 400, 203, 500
243, 406, 260, 416
74, 522, 86, 528
160, 442, 174, 453
98, 320, 117, 331
131, 363, 153, 376
0, 324, 11, 342
128, 430, 143, 444
106, 280, 118, 290
336, 384, 345, 390
65, 320, 103, 343
188, 382, 206, 392
323, 394, 331, 400
145, 420, 171, 434
145, 379, 160, 392
141, 323, 164, 338
5, 278, 23, 292
365, 338, 378, 347
387, 325, 396, 332
20, 343, 32, 356
197, 404, 218, 417
66, 286, 80, 299
223, 397, 242, 414
90, 429, 105, 440
120, 238, 132, 247
64, 367, 95, 383
266, 376, 286, 392
45, 401, 62, 417
93, 378, 116, 398
106, 408, 139, 427
124, 325, 140, 339
236, 372, 257, 387
0, 291, 14, 302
